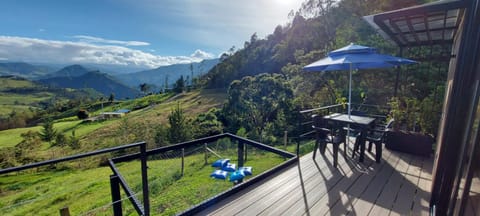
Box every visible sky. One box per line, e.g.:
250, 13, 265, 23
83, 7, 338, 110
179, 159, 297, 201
0, 0, 303, 70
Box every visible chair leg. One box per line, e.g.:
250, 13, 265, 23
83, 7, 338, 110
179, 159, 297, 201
352, 138, 360, 158
375, 142, 382, 163
368, 141, 373, 152
319, 141, 327, 155
343, 142, 347, 157
313, 139, 319, 159
333, 144, 339, 168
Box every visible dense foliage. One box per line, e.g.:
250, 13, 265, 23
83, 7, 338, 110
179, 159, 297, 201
221, 73, 296, 143
202, 0, 442, 135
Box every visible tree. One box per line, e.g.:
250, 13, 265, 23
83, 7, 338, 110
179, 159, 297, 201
39, 119, 57, 142
69, 130, 80, 149
222, 73, 295, 142
108, 93, 115, 103
167, 103, 191, 143
77, 109, 89, 120
173, 76, 185, 93
192, 108, 223, 138
139, 83, 150, 95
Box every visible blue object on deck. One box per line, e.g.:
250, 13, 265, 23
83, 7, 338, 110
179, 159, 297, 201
212, 159, 230, 168
239, 166, 252, 176
229, 171, 245, 182
222, 163, 236, 172
210, 170, 228, 180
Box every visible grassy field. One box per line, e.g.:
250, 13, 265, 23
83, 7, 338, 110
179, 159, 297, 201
0, 142, 286, 215
0, 88, 237, 215
0, 78, 35, 90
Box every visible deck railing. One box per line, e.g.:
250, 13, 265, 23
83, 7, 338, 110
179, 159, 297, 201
295, 103, 390, 154
0, 133, 297, 216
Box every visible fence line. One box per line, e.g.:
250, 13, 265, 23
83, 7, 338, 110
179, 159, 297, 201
79, 191, 142, 216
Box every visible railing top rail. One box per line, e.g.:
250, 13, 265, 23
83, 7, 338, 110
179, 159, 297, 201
299, 103, 344, 114
0, 141, 146, 175
113, 133, 296, 163
351, 103, 390, 109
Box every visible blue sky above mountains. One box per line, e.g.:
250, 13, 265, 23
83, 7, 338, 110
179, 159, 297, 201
0, 0, 302, 69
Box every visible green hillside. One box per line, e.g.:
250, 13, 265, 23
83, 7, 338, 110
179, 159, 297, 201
39, 71, 140, 99
0, 76, 101, 130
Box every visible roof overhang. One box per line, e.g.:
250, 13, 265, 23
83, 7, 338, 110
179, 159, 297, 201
364, 0, 467, 48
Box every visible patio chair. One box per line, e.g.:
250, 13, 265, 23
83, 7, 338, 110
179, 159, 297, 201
365, 118, 394, 163
312, 115, 346, 168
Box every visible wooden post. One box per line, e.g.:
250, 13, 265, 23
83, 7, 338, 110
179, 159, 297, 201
59, 207, 70, 216
110, 175, 122, 216
238, 141, 244, 168
140, 143, 150, 216
244, 144, 248, 162
204, 143, 208, 165
181, 148, 185, 177
284, 130, 288, 150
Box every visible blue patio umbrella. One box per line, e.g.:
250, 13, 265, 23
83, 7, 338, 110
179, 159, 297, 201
303, 43, 416, 118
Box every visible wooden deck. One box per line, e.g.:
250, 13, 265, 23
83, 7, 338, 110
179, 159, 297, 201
198, 144, 433, 215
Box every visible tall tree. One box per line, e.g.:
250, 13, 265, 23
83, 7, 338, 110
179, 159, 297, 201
222, 73, 295, 141
167, 103, 191, 143
108, 93, 115, 103
139, 83, 150, 95
39, 119, 57, 142
173, 76, 185, 93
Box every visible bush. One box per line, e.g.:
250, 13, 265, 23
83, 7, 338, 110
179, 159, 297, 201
77, 109, 89, 119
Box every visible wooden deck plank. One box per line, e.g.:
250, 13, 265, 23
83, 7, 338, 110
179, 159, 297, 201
306, 150, 392, 216
389, 154, 423, 216
365, 151, 412, 216
194, 148, 433, 216
327, 150, 393, 216
345, 149, 398, 215
258, 148, 352, 216
277, 147, 365, 216
200, 154, 314, 215
411, 156, 433, 216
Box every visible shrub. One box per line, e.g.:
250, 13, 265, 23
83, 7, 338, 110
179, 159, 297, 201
77, 109, 89, 119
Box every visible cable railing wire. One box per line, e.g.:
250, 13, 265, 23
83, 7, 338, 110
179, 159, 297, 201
78, 191, 142, 216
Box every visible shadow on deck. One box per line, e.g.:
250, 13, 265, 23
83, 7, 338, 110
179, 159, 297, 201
198, 143, 433, 215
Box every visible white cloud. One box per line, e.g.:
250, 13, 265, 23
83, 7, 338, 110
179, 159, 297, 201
190, 49, 214, 59
73, 35, 150, 46
0, 36, 214, 69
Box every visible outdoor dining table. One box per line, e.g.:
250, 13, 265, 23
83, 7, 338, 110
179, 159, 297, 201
322, 113, 376, 162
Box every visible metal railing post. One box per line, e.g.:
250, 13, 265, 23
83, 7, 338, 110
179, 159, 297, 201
238, 141, 244, 168
110, 175, 123, 216
140, 143, 150, 216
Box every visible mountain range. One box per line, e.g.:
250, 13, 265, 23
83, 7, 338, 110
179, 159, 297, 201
0, 62, 56, 79
0, 59, 219, 99
38, 70, 140, 99
116, 59, 219, 89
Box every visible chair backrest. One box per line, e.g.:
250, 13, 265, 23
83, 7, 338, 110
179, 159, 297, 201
312, 114, 328, 128
351, 110, 367, 116
312, 114, 330, 139
385, 118, 395, 129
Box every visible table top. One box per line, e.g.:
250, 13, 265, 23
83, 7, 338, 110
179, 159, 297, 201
323, 113, 376, 126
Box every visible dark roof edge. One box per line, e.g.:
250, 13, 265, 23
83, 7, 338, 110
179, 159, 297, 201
363, 0, 466, 47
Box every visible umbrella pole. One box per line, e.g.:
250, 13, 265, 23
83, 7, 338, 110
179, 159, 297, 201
348, 63, 352, 118
346, 63, 353, 152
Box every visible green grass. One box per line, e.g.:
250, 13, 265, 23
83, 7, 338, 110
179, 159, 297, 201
0, 89, 231, 215
0, 144, 286, 215
0, 78, 36, 90
0, 126, 42, 148
0, 120, 118, 149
